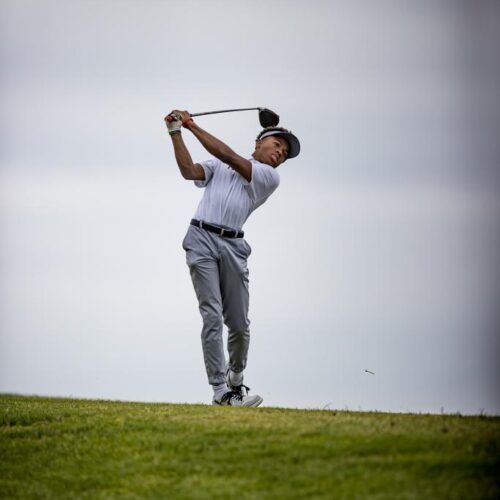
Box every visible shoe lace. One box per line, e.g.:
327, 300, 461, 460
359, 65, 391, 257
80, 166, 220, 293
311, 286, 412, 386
220, 390, 243, 404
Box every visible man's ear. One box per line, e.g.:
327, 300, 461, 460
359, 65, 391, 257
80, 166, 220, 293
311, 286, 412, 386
255, 139, 261, 150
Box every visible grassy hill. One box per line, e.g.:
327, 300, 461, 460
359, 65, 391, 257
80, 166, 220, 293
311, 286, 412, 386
1, 395, 498, 499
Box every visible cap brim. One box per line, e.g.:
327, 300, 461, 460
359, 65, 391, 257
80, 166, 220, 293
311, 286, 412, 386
279, 131, 300, 159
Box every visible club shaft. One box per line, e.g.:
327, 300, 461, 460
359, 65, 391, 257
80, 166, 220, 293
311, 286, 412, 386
190, 107, 261, 118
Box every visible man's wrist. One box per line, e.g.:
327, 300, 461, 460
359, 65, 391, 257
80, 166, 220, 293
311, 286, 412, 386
169, 129, 181, 137
184, 120, 197, 132
182, 117, 194, 129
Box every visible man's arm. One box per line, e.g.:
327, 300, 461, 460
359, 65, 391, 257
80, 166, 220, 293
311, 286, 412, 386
175, 110, 252, 182
165, 114, 205, 181
171, 133, 206, 181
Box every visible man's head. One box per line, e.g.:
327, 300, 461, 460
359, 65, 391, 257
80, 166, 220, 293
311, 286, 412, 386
252, 127, 301, 168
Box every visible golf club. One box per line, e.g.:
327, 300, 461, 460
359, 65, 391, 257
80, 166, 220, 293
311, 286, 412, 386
166, 107, 279, 128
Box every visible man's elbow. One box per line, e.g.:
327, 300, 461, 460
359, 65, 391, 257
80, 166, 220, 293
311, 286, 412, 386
181, 169, 195, 180
181, 164, 205, 181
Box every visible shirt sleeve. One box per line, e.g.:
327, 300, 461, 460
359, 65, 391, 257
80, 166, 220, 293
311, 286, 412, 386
243, 161, 280, 201
194, 158, 219, 188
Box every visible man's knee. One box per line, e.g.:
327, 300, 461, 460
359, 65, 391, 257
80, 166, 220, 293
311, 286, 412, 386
225, 317, 250, 335
201, 308, 223, 340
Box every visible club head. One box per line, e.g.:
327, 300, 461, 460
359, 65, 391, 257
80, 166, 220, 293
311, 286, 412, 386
259, 108, 280, 127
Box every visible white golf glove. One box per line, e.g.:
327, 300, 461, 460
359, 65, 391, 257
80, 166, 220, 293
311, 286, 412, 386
165, 113, 182, 135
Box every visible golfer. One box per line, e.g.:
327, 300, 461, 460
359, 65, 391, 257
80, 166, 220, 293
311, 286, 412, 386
165, 109, 300, 406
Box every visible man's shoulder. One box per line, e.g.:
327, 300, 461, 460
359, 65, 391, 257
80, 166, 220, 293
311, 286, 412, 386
250, 158, 279, 171
201, 157, 222, 169
250, 158, 280, 179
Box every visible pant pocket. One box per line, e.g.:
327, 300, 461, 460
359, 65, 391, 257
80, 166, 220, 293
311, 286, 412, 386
182, 227, 194, 251
243, 239, 252, 257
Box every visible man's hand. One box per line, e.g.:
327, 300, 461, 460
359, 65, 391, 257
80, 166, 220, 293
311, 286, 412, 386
170, 109, 194, 129
165, 111, 182, 135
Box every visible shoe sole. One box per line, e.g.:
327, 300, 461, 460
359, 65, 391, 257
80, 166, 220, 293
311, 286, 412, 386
244, 396, 263, 407
212, 396, 263, 407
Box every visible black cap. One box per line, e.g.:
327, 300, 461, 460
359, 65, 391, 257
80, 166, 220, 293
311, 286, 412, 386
258, 127, 301, 159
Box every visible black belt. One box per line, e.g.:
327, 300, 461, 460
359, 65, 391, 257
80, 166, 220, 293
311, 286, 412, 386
191, 219, 244, 238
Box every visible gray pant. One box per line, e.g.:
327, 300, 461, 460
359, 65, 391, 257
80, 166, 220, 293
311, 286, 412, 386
182, 225, 252, 386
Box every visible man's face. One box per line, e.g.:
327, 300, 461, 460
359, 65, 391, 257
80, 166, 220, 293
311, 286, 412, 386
253, 135, 289, 168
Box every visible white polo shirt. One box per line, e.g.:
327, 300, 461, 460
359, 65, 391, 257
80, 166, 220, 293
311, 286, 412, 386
193, 157, 280, 231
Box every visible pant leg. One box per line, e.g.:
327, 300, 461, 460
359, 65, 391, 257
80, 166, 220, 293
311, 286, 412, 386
183, 227, 226, 386
219, 238, 251, 374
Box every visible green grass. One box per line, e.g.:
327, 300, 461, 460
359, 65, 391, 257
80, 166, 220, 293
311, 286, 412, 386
0, 395, 499, 499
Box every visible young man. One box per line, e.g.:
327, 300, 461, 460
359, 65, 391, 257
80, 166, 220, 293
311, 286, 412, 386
165, 109, 300, 407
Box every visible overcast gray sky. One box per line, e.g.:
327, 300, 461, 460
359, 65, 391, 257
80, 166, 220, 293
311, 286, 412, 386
1, 0, 499, 414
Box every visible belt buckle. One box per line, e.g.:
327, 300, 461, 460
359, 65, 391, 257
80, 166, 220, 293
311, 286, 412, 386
219, 228, 225, 237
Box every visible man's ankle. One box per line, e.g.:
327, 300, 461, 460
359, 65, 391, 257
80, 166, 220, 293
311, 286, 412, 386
213, 382, 229, 401
229, 370, 243, 386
